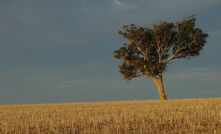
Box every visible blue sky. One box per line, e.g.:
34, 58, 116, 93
0, 0, 221, 104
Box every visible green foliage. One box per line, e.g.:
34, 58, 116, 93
114, 16, 208, 80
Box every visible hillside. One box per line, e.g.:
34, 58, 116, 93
0, 98, 221, 133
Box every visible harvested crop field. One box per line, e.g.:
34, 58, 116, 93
0, 98, 221, 134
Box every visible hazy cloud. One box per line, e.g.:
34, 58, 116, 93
0, 0, 221, 103
112, 0, 138, 9
1, 0, 220, 56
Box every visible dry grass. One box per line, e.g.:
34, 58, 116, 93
0, 98, 221, 134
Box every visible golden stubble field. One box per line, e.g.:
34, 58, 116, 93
0, 98, 221, 134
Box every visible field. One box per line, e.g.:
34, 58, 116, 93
0, 98, 221, 134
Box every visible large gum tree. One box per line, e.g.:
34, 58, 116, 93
113, 16, 208, 100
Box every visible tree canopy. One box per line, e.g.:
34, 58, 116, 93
114, 16, 208, 80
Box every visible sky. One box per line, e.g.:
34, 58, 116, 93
0, 0, 221, 104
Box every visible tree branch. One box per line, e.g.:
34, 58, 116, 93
166, 47, 183, 64
166, 54, 177, 63
156, 41, 163, 63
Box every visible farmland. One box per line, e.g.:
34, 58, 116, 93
0, 98, 221, 134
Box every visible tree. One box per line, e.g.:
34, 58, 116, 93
113, 16, 208, 100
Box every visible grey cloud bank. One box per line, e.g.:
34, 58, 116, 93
0, 0, 221, 103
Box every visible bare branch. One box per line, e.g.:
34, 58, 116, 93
166, 47, 182, 63
166, 54, 177, 64
156, 41, 163, 63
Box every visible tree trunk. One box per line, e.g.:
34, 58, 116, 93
152, 76, 167, 100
